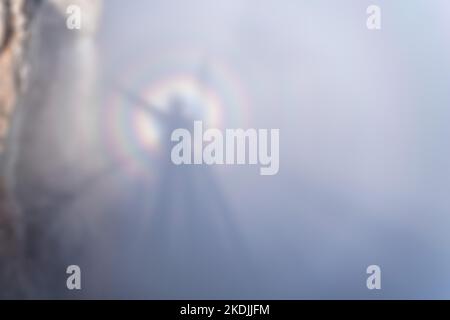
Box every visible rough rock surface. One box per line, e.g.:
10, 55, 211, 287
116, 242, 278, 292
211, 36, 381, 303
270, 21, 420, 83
0, 0, 102, 298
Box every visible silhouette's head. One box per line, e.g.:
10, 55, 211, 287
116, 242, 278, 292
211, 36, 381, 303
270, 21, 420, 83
168, 95, 185, 116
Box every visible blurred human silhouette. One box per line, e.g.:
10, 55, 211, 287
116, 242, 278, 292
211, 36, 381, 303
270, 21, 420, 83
120, 87, 254, 297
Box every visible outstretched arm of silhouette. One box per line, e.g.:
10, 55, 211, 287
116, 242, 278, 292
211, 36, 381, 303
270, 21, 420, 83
119, 87, 168, 123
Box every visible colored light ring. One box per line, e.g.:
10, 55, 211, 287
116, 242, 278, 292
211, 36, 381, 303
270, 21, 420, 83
99, 48, 252, 176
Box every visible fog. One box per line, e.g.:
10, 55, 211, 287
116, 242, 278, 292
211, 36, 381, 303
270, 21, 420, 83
4, 0, 450, 298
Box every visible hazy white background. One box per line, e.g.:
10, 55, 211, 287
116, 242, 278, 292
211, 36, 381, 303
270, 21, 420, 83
10, 0, 450, 298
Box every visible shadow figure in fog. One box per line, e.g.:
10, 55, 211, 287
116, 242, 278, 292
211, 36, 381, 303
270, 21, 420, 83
120, 88, 252, 295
